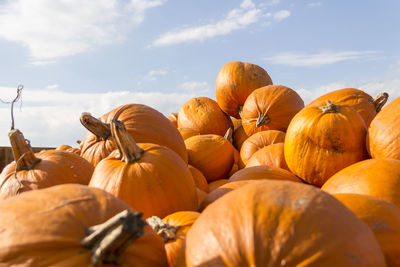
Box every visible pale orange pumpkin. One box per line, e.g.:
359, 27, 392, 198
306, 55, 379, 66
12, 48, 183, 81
232, 124, 248, 151
188, 165, 209, 193
215, 61, 273, 118
246, 143, 290, 171
89, 119, 197, 219
208, 179, 229, 192
229, 165, 301, 183
241, 85, 304, 136
167, 112, 178, 128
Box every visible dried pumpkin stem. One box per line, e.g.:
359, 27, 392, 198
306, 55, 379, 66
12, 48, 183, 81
146, 216, 178, 242
320, 102, 339, 114
224, 127, 233, 143
81, 210, 146, 267
373, 92, 389, 112
9, 129, 41, 171
237, 105, 243, 118
256, 113, 270, 127
110, 119, 144, 164
80, 113, 111, 141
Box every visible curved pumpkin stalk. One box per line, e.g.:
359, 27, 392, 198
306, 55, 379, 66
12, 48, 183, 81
320, 102, 339, 114
373, 92, 389, 112
256, 113, 270, 127
146, 216, 179, 242
81, 210, 145, 266
9, 129, 41, 172
80, 112, 111, 141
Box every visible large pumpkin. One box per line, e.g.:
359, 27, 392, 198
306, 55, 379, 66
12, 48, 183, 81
285, 102, 368, 187
79, 103, 187, 166
177, 97, 232, 137
334, 193, 400, 266
0, 184, 167, 266
0, 129, 93, 199
321, 158, 400, 207
241, 85, 304, 136
215, 61, 273, 118
306, 88, 388, 127
89, 119, 198, 219
367, 96, 400, 159
184, 180, 385, 266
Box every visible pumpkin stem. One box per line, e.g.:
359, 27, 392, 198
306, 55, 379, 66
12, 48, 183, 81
110, 119, 144, 164
80, 113, 111, 141
320, 102, 339, 114
146, 216, 178, 242
81, 210, 145, 267
237, 105, 243, 118
224, 127, 233, 143
8, 129, 41, 171
373, 92, 389, 112
256, 113, 270, 127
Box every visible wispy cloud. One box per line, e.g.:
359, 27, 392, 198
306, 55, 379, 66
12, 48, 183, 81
144, 69, 168, 81
307, 2, 322, 7
179, 81, 211, 94
0, 0, 165, 64
149, 0, 290, 48
265, 50, 382, 67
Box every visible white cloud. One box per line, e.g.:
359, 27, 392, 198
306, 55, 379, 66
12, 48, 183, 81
0, 0, 165, 64
179, 81, 211, 94
144, 69, 168, 81
46, 84, 60, 90
307, 2, 322, 7
265, 50, 382, 67
149, 0, 290, 47
273, 10, 291, 21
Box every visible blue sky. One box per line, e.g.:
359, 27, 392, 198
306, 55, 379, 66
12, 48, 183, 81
0, 0, 399, 147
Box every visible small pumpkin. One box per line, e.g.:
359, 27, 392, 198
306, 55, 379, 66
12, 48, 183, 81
89, 119, 198, 219
285, 102, 368, 187
188, 165, 209, 193
167, 112, 178, 127
208, 179, 229, 192
232, 124, 248, 151
229, 165, 301, 183
245, 143, 289, 171
177, 97, 232, 137
215, 61, 273, 118
178, 127, 199, 140
241, 85, 304, 136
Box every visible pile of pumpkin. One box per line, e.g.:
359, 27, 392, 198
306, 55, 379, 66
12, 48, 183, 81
1, 61, 400, 266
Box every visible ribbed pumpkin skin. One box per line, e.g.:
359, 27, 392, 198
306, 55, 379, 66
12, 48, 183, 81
241, 85, 304, 136
322, 158, 400, 208
228, 165, 301, 183
0, 150, 94, 200
162, 211, 200, 267
0, 184, 168, 267
185, 135, 235, 182
215, 61, 273, 119
239, 130, 285, 168
307, 88, 379, 127
334, 193, 400, 266
89, 143, 198, 219
177, 97, 232, 137
80, 104, 188, 166
246, 143, 289, 171
368, 97, 400, 159
284, 104, 368, 187
185, 180, 386, 267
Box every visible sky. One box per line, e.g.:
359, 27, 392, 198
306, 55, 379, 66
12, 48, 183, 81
0, 0, 399, 147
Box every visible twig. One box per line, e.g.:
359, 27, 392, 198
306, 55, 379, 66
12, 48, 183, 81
0, 85, 24, 130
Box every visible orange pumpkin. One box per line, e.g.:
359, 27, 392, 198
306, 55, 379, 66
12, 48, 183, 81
188, 165, 209, 193
208, 179, 229, 192
241, 85, 304, 136
285, 102, 368, 187
231, 118, 242, 130
167, 112, 178, 127
228, 165, 301, 183
306, 88, 388, 127
184, 180, 385, 266
0, 184, 168, 266
147, 211, 200, 267
0, 129, 93, 200
367, 96, 400, 159
334, 193, 400, 266
245, 143, 289, 171
321, 158, 400, 207
239, 130, 285, 168
177, 97, 232, 137
89, 119, 198, 219
232, 124, 248, 151
178, 127, 199, 140
215, 61, 273, 118
79, 104, 187, 166
185, 134, 236, 182
196, 188, 208, 208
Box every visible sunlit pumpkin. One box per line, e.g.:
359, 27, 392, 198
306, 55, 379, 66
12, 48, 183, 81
167, 112, 178, 127
229, 165, 301, 183
246, 143, 289, 171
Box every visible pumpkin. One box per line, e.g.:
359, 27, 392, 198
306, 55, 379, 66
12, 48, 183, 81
185, 134, 236, 182
208, 179, 229, 192
241, 85, 304, 136
245, 143, 289, 171
367, 96, 400, 159
215, 61, 273, 118
0, 184, 168, 266
79, 103, 188, 166
89, 119, 198, 219
284, 102, 368, 187
167, 112, 178, 127
321, 158, 400, 207
232, 124, 248, 151
177, 97, 232, 137
334, 193, 400, 266
178, 127, 199, 140
239, 130, 285, 168
306, 88, 388, 127
147, 211, 200, 267
184, 180, 386, 266
196, 188, 208, 208
188, 165, 209, 193
0, 129, 93, 199
231, 118, 242, 130
229, 165, 301, 183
